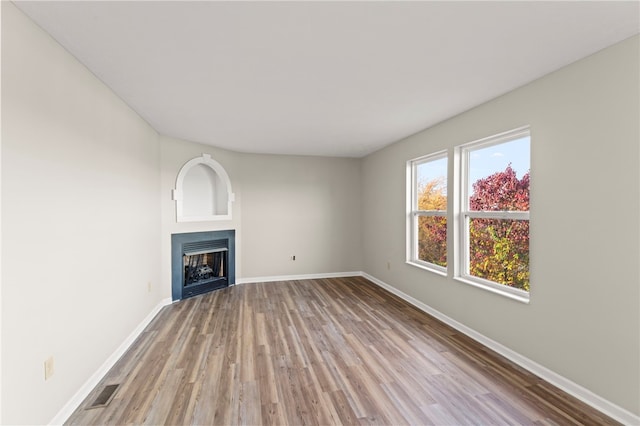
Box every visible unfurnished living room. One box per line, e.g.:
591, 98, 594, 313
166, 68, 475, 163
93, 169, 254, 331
1, 1, 639, 425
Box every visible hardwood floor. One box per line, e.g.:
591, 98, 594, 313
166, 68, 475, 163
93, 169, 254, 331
66, 276, 618, 425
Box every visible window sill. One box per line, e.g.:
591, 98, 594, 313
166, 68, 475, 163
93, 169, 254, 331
453, 276, 530, 304
406, 260, 447, 277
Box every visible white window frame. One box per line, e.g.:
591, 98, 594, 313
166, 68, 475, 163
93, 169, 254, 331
407, 151, 448, 275
455, 127, 530, 303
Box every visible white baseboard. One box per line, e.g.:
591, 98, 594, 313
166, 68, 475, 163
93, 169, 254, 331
49, 298, 172, 425
360, 272, 640, 425
235, 271, 362, 285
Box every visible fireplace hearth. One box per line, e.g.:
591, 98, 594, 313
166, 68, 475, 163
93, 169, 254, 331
171, 230, 235, 301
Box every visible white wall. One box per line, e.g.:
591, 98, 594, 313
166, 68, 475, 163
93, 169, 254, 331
160, 136, 362, 295
238, 153, 362, 279
1, 3, 162, 424
361, 35, 640, 416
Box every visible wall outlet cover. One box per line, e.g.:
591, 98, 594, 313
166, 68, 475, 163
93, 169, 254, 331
44, 356, 54, 380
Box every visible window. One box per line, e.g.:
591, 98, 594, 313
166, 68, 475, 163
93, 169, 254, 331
459, 128, 530, 301
408, 152, 448, 273
406, 126, 531, 303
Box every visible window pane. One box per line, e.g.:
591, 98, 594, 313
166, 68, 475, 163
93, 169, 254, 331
468, 136, 529, 212
468, 218, 529, 291
416, 157, 447, 210
418, 215, 447, 267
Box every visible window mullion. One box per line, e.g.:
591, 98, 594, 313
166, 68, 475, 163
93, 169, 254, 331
413, 210, 447, 217
464, 211, 529, 220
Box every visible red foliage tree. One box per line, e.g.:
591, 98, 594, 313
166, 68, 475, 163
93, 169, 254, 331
468, 165, 530, 290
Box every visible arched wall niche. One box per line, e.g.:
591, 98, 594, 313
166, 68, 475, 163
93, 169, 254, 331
173, 154, 235, 222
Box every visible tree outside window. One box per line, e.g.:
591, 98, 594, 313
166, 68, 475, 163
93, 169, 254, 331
407, 127, 530, 302
410, 153, 447, 272
462, 130, 530, 297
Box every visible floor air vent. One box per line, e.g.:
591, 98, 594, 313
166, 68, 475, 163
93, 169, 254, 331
87, 384, 119, 409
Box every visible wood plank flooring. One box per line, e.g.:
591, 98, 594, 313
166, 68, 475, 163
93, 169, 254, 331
66, 276, 618, 425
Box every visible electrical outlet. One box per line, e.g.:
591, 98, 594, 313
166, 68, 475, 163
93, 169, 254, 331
387, 261, 391, 270
44, 356, 54, 380
147, 281, 152, 293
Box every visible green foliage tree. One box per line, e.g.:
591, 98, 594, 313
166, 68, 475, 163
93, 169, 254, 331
417, 178, 447, 266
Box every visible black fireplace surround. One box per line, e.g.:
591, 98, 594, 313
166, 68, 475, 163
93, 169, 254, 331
171, 230, 235, 301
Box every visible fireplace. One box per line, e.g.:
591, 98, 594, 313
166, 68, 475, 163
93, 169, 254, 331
171, 230, 235, 301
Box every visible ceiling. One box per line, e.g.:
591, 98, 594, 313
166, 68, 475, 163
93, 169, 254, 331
14, 1, 640, 158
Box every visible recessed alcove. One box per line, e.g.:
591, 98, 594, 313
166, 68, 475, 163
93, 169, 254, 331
173, 154, 235, 222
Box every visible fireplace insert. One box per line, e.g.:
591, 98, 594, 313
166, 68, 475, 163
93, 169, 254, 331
171, 230, 235, 300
